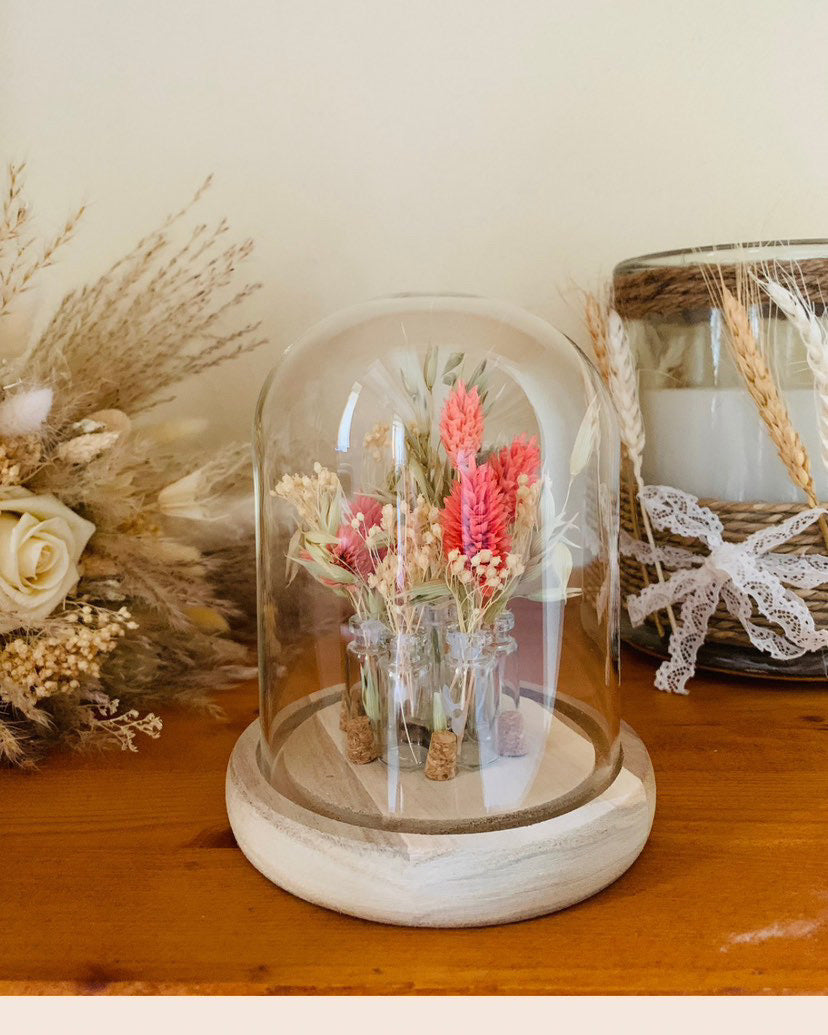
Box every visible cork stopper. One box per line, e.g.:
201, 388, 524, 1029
425, 730, 457, 781
496, 711, 527, 757
345, 715, 378, 764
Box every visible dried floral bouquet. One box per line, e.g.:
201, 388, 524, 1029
275, 348, 591, 780
0, 165, 261, 764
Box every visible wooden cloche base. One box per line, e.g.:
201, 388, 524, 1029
226, 701, 656, 928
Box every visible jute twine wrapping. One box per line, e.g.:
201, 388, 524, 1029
620, 485, 828, 648
613, 256, 828, 320
425, 730, 457, 781
345, 715, 378, 764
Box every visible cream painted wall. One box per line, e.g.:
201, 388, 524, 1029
2, 0, 828, 441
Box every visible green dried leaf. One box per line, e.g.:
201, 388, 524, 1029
423, 345, 438, 391
285, 527, 302, 583
570, 397, 599, 478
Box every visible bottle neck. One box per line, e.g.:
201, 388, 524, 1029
446, 628, 493, 665
349, 617, 389, 653
387, 631, 427, 668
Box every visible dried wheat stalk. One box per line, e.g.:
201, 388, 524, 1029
584, 292, 611, 384
754, 273, 828, 473
719, 280, 828, 552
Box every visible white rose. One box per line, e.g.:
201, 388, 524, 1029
0, 487, 95, 632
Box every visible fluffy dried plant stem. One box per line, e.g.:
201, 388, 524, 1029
602, 303, 677, 635
585, 293, 665, 637
720, 285, 828, 553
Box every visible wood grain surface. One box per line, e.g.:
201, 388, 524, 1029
1, 647, 827, 995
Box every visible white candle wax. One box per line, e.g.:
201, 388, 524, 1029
641, 387, 828, 504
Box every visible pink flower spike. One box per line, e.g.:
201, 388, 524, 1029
440, 380, 484, 471
333, 495, 383, 578
490, 434, 541, 523
440, 460, 511, 580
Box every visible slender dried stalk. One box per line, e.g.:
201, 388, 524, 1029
720, 284, 828, 551
585, 293, 665, 636
0, 163, 85, 318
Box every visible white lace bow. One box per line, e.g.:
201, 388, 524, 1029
622, 486, 828, 694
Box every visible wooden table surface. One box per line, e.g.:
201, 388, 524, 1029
2, 647, 827, 995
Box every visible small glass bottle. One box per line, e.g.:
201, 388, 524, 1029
492, 610, 526, 757
344, 617, 389, 731
378, 632, 430, 770
423, 600, 457, 700
446, 628, 498, 769
493, 610, 519, 707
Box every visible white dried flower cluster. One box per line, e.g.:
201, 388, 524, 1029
446, 547, 525, 594
366, 495, 445, 631
514, 474, 541, 535
1, 605, 138, 702
272, 462, 342, 528
0, 436, 42, 487
84, 697, 163, 753
363, 422, 390, 462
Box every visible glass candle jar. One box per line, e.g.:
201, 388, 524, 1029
614, 241, 828, 679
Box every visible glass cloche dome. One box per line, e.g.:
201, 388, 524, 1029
252, 294, 622, 836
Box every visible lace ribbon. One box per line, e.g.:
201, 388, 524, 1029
622, 485, 828, 694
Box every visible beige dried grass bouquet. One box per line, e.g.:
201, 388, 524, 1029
0, 164, 261, 765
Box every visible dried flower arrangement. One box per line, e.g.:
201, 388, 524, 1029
0, 164, 260, 764
274, 348, 591, 779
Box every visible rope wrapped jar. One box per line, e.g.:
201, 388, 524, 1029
612, 241, 828, 680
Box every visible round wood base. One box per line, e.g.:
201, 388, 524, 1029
226, 718, 656, 927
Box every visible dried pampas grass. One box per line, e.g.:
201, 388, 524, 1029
0, 162, 85, 321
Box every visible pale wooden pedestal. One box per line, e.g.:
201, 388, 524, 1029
226, 694, 655, 928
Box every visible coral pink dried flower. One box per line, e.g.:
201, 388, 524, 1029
490, 434, 541, 522
440, 381, 484, 471
334, 495, 384, 578
440, 460, 511, 568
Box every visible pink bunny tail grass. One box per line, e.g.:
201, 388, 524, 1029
440, 460, 511, 563
334, 495, 384, 578
490, 434, 541, 522
440, 380, 484, 470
